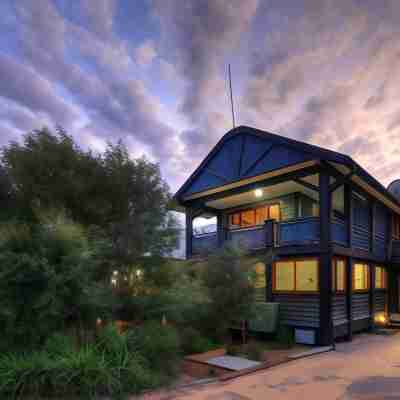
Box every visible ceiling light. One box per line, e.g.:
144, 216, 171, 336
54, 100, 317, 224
254, 189, 263, 198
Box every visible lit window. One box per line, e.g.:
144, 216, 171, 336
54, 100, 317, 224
255, 206, 268, 225
269, 204, 280, 221
296, 260, 318, 291
241, 209, 255, 226
274, 259, 318, 292
353, 263, 369, 291
375, 266, 386, 289
332, 258, 346, 292
253, 262, 266, 302
275, 261, 295, 291
229, 204, 281, 229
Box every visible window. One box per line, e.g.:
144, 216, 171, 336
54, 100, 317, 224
353, 263, 369, 291
253, 262, 266, 302
393, 214, 400, 239
274, 258, 318, 292
332, 258, 346, 292
229, 204, 280, 229
375, 266, 387, 289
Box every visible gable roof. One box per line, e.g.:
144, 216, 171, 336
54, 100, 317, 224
175, 125, 400, 212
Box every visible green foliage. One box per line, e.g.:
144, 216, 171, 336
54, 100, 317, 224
244, 341, 265, 361
130, 321, 181, 376
179, 327, 218, 355
276, 325, 295, 348
202, 244, 255, 340
0, 218, 114, 350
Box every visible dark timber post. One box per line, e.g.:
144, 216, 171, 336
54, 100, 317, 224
346, 257, 353, 341
369, 264, 376, 330
185, 208, 193, 259
344, 184, 352, 248
217, 212, 226, 248
319, 171, 334, 346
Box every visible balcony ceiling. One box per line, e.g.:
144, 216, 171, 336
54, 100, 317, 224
206, 180, 318, 210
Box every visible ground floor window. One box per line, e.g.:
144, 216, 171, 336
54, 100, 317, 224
353, 262, 369, 291
273, 258, 318, 292
375, 266, 387, 289
332, 257, 346, 292
253, 262, 266, 302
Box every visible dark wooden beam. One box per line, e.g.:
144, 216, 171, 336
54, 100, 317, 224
185, 209, 193, 259
293, 177, 319, 193
204, 168, 229, 183
241, 144, 274, 177
319, 171, 334, 346
369, 264, 376, 330
217, 212, 227, 248
187, 164, 321, 209
346, 257, 353, 341
329, 171, 355, 193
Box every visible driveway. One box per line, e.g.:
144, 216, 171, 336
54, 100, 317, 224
168, 332, 400, 400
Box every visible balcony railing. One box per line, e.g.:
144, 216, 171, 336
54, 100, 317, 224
276, 217, 319, 246
192, 233, 218, 256
331, 217, 348, 246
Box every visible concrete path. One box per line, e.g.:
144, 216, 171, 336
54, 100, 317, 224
168, 332, 400, 400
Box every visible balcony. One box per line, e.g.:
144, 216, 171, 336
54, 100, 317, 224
390, 239, 400, 264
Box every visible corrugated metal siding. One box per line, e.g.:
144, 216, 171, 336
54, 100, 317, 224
273, 294, 320, 328
352, 293, 370, 320
375, 291, 387, 312
332, 294, 347, 326
352, 194, 371, 251
192, 234, 218, 255
391, 240, 400, 263
374, 204, 388, 258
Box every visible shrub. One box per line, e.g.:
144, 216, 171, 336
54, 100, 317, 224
130, 321, 181, 376
44, 333, 76, 357
244, 341, 265, 361
180, 327, 217, 355
276, 325, 295, 348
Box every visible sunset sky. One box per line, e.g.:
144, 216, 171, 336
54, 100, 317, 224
1, 0, 400, 193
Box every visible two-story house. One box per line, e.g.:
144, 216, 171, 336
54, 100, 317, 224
174, 126, 400, 346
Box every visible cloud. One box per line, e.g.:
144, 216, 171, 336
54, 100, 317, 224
135, 40, 157, 67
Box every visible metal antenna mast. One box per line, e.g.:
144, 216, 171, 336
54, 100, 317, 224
228, 64, 236, 128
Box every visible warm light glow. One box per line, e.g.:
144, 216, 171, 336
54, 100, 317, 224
136, 269, 142, 277
96, 318, 102, 325
111, 278, 117, 286
254, 188, 263, 198
113, 270, 118, 276
374, 313, 387, 325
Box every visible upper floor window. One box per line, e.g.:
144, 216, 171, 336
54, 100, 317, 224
332, 257, 346, 292
273, 258, 318, 292
393, 214, 400, 239
375, 266, 387, 289
353, 262, 369, 291
229, 204, 280, 229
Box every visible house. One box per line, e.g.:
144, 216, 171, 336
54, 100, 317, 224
174, 125, 400, 346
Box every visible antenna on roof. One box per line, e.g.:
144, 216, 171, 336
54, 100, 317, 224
228, 64, 236, 128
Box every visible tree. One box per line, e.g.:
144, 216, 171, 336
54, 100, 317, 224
0, 216, 113, 349
1, 127, 179, 263
202, 244, 255, 340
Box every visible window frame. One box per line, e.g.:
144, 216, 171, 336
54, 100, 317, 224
273, 258, 319, 294
229, 203, 281, 230
352, 262, 370, 292
332, 257, 346, 293
375, 266, 387, 290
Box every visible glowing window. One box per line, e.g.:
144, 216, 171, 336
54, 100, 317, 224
332, 258, 346, 292
375, 266, 386, 289
353, 263, 369, 291
275, 261, 295, 291
274, 259, 318, 292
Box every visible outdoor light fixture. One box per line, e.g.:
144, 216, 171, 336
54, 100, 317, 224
254, 188, 263, 198
374, 313, 387, 325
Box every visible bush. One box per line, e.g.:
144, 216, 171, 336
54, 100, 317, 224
130, 321, 181, 376
180, 327, 217, 355
244, 341, 264, 361
276, 325, 295, 348
0, 328, 158, 398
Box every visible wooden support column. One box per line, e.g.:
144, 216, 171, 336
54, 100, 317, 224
371, 201, 376, 255
217, 212, 226, 248
344, 184, 352, 248
388, 269, 399, 313
346, 257, 353, 341
319, 171, 334, 346
369, 264, 376, 330
185, 208, 193, 259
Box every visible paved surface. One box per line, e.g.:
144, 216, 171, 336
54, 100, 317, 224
170, 332, 400, 400
207, 356, 261, 371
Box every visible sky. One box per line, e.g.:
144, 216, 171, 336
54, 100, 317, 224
1, 0, 400, 194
